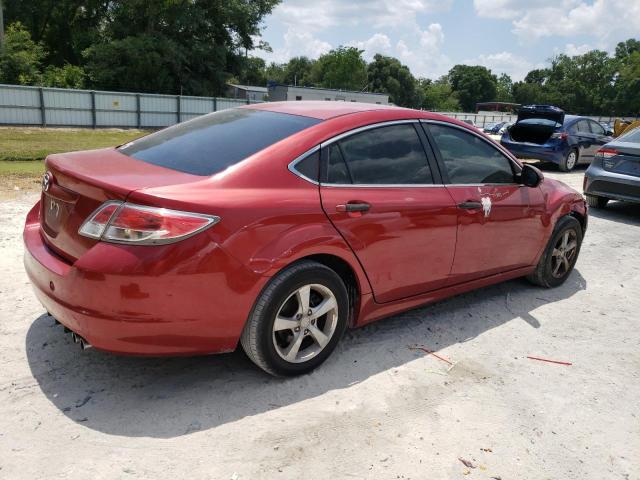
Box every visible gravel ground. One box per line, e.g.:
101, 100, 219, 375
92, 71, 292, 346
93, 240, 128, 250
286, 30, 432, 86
1, 168, 639, 480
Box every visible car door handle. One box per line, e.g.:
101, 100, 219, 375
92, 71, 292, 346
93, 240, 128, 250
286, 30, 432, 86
336, 202, 371, 212
457, 201, 482, 209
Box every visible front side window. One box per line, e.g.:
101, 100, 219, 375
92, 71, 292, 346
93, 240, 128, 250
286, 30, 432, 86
427, 124, 516, 184
589, 121, 606, 135
119, 109, 320, 176
325, 124, 433, 185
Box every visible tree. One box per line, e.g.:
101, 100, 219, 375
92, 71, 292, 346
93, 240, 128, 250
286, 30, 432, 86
0, 22, 45, 85
41, 64, 86, 89
310, 46, 368, 91
447, 65, 497, 112
613, 51, 640, 115
495, 73, 513, 102
420, 76, 461, 111
6, 0, 281, 95
83, 35, 185, 94
237, 56, 267, 86
367, 54, 422, 108
282, 56, 315, 86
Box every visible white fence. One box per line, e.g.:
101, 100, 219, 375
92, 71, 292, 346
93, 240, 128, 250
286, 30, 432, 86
0, 84, 637, 129
0, 84, 256, 129
440, 111, 639, 129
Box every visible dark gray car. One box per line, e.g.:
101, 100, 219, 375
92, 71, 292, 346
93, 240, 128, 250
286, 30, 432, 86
584, 127, 640, 208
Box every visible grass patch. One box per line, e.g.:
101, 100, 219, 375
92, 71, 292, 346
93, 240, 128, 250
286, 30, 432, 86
0, 127, 148, 162
0, 160, 46, 176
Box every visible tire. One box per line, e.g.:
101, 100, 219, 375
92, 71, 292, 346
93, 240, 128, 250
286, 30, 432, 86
240, 260, 349, 376
586, 194, 609, 208
559, 149, 578, 172
527, 216, 583, 288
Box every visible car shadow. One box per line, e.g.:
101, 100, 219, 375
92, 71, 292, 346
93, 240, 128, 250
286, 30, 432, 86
587, 201, 640, 226
26, 270, 586, 439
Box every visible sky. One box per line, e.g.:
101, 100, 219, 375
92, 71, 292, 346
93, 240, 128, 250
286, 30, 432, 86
255, 0, 640, 81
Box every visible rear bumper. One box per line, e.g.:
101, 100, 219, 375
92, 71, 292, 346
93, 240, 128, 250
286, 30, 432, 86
500, 140, 565, 164
584, 165, 640, 204
23, 201, 265, 356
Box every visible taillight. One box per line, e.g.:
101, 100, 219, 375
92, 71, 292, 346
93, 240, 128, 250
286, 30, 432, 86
550, 131, 568, 140
595, 148, 618, 159
595, 148, 619, 169
79, 201, 219, 245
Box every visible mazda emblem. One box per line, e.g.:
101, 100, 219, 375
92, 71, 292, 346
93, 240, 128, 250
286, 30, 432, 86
42, 172, 52, 192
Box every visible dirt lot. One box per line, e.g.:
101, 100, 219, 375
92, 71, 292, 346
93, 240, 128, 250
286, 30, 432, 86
1, 169, 639, 480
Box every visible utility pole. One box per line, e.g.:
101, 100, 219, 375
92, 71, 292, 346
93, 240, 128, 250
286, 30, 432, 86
0, 0, 4, 48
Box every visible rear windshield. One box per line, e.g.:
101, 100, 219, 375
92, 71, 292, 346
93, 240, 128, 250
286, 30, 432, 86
619, 127, 640, 143
119, 109, 321, 176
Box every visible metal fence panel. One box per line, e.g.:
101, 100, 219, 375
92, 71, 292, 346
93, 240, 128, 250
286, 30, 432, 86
0, 84, 255, 128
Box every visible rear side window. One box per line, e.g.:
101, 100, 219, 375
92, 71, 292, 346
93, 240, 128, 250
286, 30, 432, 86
292, 150, 320, 182
576, 120, 591, 133
325, 124, 433, 185
427, 124, 515, 184
119, 109, 321, 176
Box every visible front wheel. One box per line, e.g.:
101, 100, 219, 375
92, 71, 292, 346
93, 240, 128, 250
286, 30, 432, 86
527, 216, 583, 288
240, 260, 349, 376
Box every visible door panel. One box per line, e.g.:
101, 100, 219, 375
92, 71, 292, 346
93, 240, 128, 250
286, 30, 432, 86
424, 121, 547, 284
445, 185, 547, 284
320, 186, 458, 302
318, 122, 458, 304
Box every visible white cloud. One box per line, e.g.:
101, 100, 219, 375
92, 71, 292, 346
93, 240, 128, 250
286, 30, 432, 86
564, 43, 592, 56
464, 51, 543, 81
352, 33, 392, 61
274, 0, 453, 31
262, 27, 332, 64
395, 23, 451, 78
474, 0, 640, 50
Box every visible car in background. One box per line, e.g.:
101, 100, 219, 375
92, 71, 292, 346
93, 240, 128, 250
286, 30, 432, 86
599, 121, 615, 135
584, 126, 640, 208
500, 105, 612, 172
461, 119, 479, 129
483, 121, 508, 134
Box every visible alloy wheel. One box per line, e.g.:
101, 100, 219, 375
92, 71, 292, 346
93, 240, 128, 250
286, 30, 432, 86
566, 151, 577, 170
551, 229, 578, 278
272, 284, 339, 363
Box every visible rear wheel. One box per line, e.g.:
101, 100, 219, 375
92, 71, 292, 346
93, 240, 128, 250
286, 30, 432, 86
559, 149, 578, 172
527, 216, 582, 288
586, 194, 609, 208
240, 260, 349, 376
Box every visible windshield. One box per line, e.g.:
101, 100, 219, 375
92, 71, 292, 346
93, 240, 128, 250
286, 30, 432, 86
119, 108, 321, 176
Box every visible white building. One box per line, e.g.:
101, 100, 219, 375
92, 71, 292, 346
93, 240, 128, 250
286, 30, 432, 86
268, 84, 389, 105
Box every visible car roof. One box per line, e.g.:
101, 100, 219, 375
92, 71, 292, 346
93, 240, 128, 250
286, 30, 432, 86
244, 100, 404, 120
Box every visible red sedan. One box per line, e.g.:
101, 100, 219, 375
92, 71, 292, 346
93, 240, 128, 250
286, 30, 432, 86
24, 102, 587, 376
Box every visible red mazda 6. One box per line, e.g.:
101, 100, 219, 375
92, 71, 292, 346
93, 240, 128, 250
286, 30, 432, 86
24, 102, 587, 376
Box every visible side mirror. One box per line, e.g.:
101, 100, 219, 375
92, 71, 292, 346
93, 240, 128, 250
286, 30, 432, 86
520, 163, 544, 188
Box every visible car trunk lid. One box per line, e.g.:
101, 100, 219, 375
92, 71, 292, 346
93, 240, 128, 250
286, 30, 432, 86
600, 141, 640, 177
507, 105, 566, 145
41, 148, 203, 262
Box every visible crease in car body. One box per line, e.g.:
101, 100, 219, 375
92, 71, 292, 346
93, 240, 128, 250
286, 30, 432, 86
24, 101, 587, 376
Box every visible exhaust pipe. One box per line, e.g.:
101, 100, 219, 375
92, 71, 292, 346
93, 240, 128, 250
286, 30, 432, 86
71, 332, 80, 344
80, 339, 93, 350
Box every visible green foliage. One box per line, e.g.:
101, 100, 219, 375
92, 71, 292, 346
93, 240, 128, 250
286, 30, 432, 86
448, 65, 497, 112
41, 64, 87, 89
495, 74, 514, 103
0, 23, 46, 85
5, 0, 280, 96
311, 47, 368, 91
613, 51, 640, 114
420, 77, 461, 111
367, 55, 422, 108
